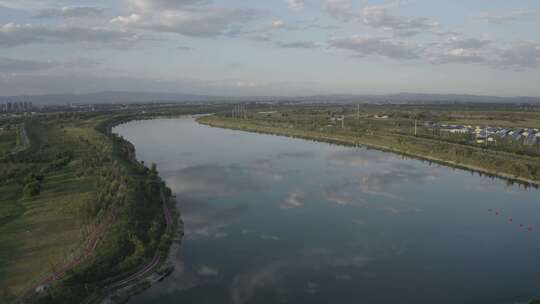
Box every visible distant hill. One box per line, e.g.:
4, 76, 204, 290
0, 91, 225, 105
285, 93, 540, 104
1, 91, 539, 105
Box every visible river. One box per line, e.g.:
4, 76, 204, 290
114, 118, 540, 304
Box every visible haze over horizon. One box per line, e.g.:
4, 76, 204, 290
1, 0, 539, 97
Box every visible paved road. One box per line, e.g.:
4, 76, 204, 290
19, 123, 29, 147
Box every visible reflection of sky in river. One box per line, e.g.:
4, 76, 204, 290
115, 118, 540, 304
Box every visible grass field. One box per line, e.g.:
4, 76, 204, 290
0, 118, 103, 298
0, 129, 17, 155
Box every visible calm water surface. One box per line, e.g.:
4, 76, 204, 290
114, 118, 540, 304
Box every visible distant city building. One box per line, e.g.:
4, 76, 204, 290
0, 101, 33, 113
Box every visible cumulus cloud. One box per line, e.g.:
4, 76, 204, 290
146, 8, 255, 37
287, 0, 305, 11
477, 10, 535, 24
127, 0, 207, 11
0, 23, 140, 48
324, 1, 441, 37
497, 42, 540, 69
36, 6, 105, 18
328, 32, 540, 70
110, 14, 142, 26
362, 3, 440, 36
242, 19, 300, 44
426, 37, 540, 69
324, 0, 357, 21
276, 41, 320, 49
112, 0, 258, 38
425, 37, 494, 64
329, 36, 420, 59
0, 0, 50, 11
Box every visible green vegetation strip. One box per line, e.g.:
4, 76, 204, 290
198, 115, 540, 187
0, 113, 177, 304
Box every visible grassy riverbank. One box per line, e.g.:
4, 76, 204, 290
198, 115, 540, 187
0, 113, 176, 304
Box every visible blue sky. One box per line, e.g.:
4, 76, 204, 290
0, 0, 539, 96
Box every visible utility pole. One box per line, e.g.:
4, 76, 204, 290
485, 125, 488, 147
357, 104, 360, 121
342, 115, 345, 129
414, 119, 418, 137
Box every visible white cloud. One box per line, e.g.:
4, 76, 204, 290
0, 23, 141, 48
112, 0, 258, 38
324, 0, 357, 21
287, 0, 305, 11
497, 42, 540, 69
426, 38, 540, 70
127, 0, 207, 11
477, 10, 535, 24
329, 35, 420, 59
276, 41, 320, 49
328, 32, 540, 70
36, 6, 105, 19
362, 2, 440, 36
0, 0, 50, 11
110, 14, 142, 26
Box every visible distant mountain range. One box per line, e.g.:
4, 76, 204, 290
1, 91, 539, 105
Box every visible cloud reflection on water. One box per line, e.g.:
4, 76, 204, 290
180, 196, 250, 240
168, 163, 264, 197
360, 168, 437, 198
280, 190, 306, 209
327, 149, 393, 167
230, 248, 374, 304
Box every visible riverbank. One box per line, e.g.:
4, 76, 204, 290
0, 113, 180, 304
198, 116, 540, 187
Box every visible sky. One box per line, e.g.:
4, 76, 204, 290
0, 0, 539, 97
